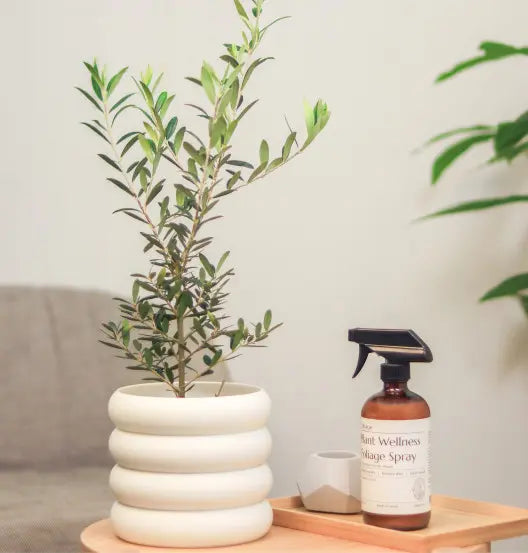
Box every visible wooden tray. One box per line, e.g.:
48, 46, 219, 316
271, 495, 528, 553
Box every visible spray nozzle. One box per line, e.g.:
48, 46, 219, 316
348, 328, 433, 381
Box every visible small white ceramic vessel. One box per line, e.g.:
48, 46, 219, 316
297, 450, 361, 514
107, 382, 272, 547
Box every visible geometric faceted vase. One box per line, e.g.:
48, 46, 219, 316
108, 382, 273, 547
297, 451, 361, 514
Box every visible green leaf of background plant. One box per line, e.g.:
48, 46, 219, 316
431, 133, 494, 184
420, 195, 528, 219
494, 118, 528, 155
419, 125, 494, 149
480, 273, 528, 302
436, 41, 528, 82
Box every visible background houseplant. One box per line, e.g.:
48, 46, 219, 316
422, 41, 528, 315
78, 0, 329, 547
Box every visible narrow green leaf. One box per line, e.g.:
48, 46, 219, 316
261, 16, 291, 35
421, 195, 528, 219
199, 253, 215, 277
231, 329, 243, 350
264, 309, 272, 330
436, 41, 528, 83
193, 318, 207, 339
81, 122, 110, 144
106, 66, 128, 95
248, 162, 267, 182
226, 159, 253, 169
99, 340, 122, 350
98, 154, 121, 171
138, 80, 154, 107
220, 54, 238, 68
132, 280, 140, 302
210, 116, 227, 147
110, 93, 135, 113
226, 171, 241, 189
242, 57, 274, 89
138, 135, 155, 163
75, 87, 103, 112
117, 131, 139, 145
282, 132, 296, 160
185, 76, 202, 86
432, 134, 494, 184
177, 291, 193, 317
230, 78, 240, 109
172, 126, 186, 156
201, 63, 216, 103
165, 116, 178, 140
121, 134, 139, 157
480, 273, 528, 302
236, 99, 258, 122
155, 91, 168, 112
91, 77, 103, 100
217, 251, 230, 271
233, 0, 249, 20
494, 119, 528, 155
420, 126, 494, 149
519, 295, 528, 316
259, 139, 269, 164
107, 178, 134, 197
146, 181, 164, 205
303, 99, 315, 134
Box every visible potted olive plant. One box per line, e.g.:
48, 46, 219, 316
77, 0, 329, 548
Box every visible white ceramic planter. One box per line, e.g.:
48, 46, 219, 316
107, 382, 273, 548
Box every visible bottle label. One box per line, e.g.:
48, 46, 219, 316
360, 417, 431, 515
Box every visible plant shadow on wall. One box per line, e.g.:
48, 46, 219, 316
77, 0, 330, 398
420, 41, 528, 317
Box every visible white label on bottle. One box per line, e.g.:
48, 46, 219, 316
360, 417, 431, 515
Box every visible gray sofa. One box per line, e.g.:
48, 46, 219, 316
0, 287, 136, 553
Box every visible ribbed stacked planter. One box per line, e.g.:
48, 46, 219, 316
107, 381, 273, 548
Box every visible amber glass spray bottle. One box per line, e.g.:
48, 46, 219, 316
348, 328, 433, 530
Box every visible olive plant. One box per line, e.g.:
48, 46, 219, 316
77, 0, 330, 397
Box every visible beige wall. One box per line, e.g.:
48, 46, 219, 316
1, 1, 527, 549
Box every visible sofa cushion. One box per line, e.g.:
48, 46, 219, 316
0, 466, 112, 553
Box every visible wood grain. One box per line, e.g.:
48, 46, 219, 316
271, 495, 528, 553
81, 519, 489, 553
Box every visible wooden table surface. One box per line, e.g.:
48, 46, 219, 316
81, 519, 489, 553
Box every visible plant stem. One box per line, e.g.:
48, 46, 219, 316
177, 315, 185, 397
